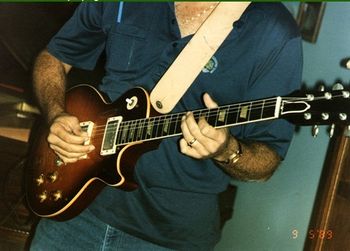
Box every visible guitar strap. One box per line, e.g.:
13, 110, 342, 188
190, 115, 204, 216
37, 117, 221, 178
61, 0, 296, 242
150, 2, 250, 114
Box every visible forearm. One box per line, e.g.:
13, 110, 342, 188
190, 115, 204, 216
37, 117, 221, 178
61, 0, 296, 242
33, 50, 70, 124
214, 136, 281, 181
180, 99, 281, 180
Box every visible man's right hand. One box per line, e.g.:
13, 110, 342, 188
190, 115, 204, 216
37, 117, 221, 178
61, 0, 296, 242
47, 114, 95, 164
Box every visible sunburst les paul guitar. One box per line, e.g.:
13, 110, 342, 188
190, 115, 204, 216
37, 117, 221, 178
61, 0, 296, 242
26, 84, 350, 220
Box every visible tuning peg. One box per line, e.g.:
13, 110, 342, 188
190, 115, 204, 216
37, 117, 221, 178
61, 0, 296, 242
339, 113, 348, 121
312, 125, 319, 137
340, 57, 350, 69
332, 83, 344, 90
324, 92, 332, 100
342, 91, 350, 98
321, 113, 330, 121
318, 85, 325, 92
345, 125, 350, 137
329, 124, 335, 138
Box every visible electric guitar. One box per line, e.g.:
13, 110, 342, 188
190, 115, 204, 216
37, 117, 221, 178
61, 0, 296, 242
25, 84, 350, 220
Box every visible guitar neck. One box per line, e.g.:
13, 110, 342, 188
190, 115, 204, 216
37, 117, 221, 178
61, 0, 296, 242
115, 97, 282, 145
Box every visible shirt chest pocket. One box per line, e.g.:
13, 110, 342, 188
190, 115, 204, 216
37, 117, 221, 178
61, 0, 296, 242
106, 24, 147, 72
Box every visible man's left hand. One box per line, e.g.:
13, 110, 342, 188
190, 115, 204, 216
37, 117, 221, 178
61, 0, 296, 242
180, 93, 230, 159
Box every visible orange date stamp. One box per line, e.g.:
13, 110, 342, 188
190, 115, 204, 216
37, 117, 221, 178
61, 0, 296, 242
308, 229, 333, 240
291, 229, 333, 239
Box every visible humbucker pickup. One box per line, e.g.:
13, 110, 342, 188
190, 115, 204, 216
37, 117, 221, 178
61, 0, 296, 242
101, 116, 123, 156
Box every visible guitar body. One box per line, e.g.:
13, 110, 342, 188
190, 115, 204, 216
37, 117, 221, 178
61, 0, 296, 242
26, 85, 158, 220
26, 84, 350, 220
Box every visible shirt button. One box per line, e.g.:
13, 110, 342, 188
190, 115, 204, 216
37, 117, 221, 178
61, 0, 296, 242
172, 42, 178, 48
171, 19, 177, 25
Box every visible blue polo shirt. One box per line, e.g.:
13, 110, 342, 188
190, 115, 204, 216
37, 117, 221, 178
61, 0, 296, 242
47, 3, 302, 250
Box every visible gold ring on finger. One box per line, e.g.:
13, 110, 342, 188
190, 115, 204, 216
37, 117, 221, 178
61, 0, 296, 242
187, 138, 197, 147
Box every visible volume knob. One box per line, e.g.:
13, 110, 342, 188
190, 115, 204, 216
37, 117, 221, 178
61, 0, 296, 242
47, 172, 58, 183
55, 157, 64, 167
35, 174, 45, 186
38, 191, 48, 203
51, 190, 63, 201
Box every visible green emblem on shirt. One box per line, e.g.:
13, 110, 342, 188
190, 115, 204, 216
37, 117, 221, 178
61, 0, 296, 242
202, 56, 218, 74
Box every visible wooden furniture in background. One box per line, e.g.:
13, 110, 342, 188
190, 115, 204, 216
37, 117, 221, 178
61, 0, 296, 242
304, 126, 350, 250
0, 135, 38, 250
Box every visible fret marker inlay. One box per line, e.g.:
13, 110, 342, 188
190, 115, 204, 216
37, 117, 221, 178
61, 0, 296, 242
240, 105, 249, 119
218, 110, 226, 122
146, 120, 154, 136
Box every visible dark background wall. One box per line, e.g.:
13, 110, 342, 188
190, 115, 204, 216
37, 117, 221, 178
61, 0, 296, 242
0, 3, 103, 101
0, 4, 77, 96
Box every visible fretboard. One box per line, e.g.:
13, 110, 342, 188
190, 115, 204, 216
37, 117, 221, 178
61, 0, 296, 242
115, 97, 280, 146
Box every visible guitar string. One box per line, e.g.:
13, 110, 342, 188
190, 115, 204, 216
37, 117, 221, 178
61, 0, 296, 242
92, 93, 346, 131
90, 93, 347, 142
88, 94, 322, 129
89, 99, 292, 141
90, 98, 280, 134
82, 92, 344, 148
89, 97, 279, 132
86, 93, 347, 138
91, 93, 340, 133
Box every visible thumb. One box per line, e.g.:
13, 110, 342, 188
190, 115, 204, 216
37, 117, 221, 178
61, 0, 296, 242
203, 93, 218, 109
68, 117, 85, 136
57, 115, 83, 136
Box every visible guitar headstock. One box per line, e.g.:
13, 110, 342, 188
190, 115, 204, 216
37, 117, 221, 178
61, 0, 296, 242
281, 84, 350, 129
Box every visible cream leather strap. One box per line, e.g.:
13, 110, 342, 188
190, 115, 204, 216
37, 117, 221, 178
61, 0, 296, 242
150, 2, 250, 114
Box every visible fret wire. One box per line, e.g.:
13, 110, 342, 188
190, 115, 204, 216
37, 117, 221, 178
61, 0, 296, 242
214, 109, 218, 127
235, 104, 241, 124
134, 119, 141, 141
141, 118, 147, 140
121, 121, 129, 144
175, 113, 183, 134
131, 120, 136, 141
133, 120, 138, 141
115, 123, 121, 145
224, 106, 229, 125
165, 115, 172, 137
163, 116, 172, 136
172, 114, 179, 135
170, 114, 176, 135
147, 118, 154, 140
152, 117, 157, 139
153, 117, 159, 138
155, 116, 162, 138
260, 100, 265, 119
136, 119, 143, 140
129, 120, 135, 142
161, 117, 166, 136
248, 102, 252, 121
